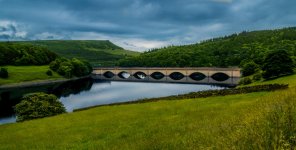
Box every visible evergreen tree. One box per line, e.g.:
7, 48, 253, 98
262, 50, 294, 79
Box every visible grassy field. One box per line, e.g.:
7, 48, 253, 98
0, 66, 64, 85
0, 75, 296, 149
251, 74, 296, 87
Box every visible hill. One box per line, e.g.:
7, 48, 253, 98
117, 27, 296, 67
0, 42, 57, 66
12, 40, 140, 66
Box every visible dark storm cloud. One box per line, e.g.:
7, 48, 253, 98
0, 0, 295, 50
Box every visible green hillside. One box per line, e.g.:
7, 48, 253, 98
118, 27, 296, 67
13, 40, 139, 66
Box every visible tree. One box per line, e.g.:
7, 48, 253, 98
242, 61, 259, 76
262, 50, 294, 79
50, 58, 92, 78
15, 93, 66, 122
71, 58, 90, 77
57, 61, 74, 78
49, 58, 68, 71
0, 68, 8, 78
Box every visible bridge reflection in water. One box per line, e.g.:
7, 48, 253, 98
92, 67, 241, 86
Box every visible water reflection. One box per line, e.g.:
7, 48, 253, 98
0, 78, 225, 124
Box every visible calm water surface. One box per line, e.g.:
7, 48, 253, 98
0, 79, 225, 124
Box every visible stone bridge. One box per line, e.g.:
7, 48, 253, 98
92, 67, 241, 86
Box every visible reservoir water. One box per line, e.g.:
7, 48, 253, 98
0, 78, 225, 124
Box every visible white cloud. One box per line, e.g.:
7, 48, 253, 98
0, 20, 28, 40
116, 39, 170, 51
33, 32, 69, 40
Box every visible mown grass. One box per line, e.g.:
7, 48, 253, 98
0, 74, 296, 149
0, 66, 64, 85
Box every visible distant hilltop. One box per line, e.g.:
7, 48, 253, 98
2, 40, 140, 66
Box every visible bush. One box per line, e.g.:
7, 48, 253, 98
252, 73, 262, 81
262, 50, 294, 79
242, 61, 259, 76
49, 60, 60, 71
49, 58, 68, 71
239, 77, 252, 85
0, 68, 8, 78
46, 70, 53, 76
71, 58, 90, 77
50, 57, 93, 78
15, 93, 66, 122
57, 61, 74, 78
15, 54, 38, 66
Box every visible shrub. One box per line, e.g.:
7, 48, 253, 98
46, 70, 53, 76
71, 58, 90, 77
242, 61, 259, 76
15, 54, 38, 66
0, 68, 8, 78
15, 93, 66, 122
252, 72, 262, 81
239, 77, 252, 85
49, 58, 68, 71
57, 61, 74, 78
50, 57, 92, 78
49, 60, 60, 71
262, 50, 294, 79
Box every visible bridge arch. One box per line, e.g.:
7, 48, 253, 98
169, 72, 185, 80
150, 72, 165, 80
133, 71, 147, 80
118, 71, 131, 79
189, 72, 206, 81
103, 71, 115, 78
211, 72, 230, 81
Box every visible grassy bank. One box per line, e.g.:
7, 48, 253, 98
0, 66, 64, 85
250, 74, 296, 87
0, 75, 296, 149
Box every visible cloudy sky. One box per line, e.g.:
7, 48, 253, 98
0, 0, 295, 51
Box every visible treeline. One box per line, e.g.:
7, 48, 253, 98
0, 42, 57, 65
117, 27, 296, 68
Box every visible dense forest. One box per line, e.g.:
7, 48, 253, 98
117, 27, 296, 68
12, 40, 139, 66
0, 43, 57, 66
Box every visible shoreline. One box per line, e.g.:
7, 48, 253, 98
0, 76, 90, 90
73, 83, 288, 112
